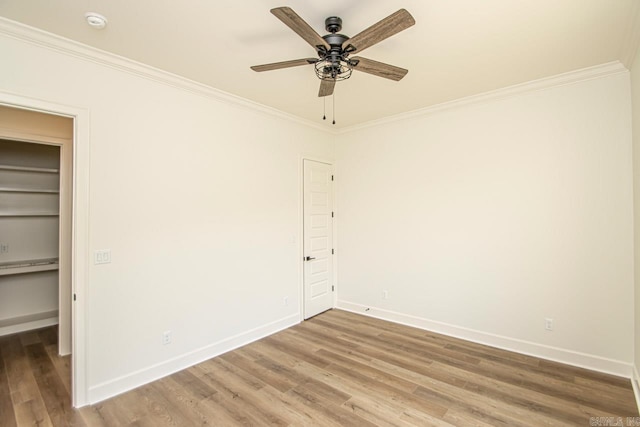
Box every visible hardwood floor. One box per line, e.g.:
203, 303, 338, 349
1, 309, 638, 426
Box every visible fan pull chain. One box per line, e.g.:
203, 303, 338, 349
323, 96, 326, 121
332, 92, 336, 125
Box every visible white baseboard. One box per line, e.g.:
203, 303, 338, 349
87, 313, 300, 404
632, 366, 640, 413
337, 301, 632, 378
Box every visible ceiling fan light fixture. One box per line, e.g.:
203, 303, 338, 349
85, 12, 108, 29
314, 59, 353, 81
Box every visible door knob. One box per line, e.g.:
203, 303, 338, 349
305, 256, 316, 261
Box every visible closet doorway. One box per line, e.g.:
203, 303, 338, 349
0, 106, 73, 355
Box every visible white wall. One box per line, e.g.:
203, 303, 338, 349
631, 43, 640, 385
0, 30, 333, 402
336, 71, 634, 373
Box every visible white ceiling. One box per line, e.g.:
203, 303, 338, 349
1, 0, 639, 128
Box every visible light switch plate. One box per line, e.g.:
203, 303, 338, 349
95, 249, 111, 264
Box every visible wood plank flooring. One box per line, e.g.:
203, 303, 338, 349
1, 309, 638, 426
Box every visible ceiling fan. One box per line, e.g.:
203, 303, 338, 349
251, 7, 415, 98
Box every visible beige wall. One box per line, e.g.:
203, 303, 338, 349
0, 31, 333, 403
336, 71, 634, 374
631, 44, 640, 380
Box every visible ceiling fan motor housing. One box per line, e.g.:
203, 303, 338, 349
319, 32, 350, 79
322, 16, 349, 57
325, 16, 342, 33
322, 32, 349, 56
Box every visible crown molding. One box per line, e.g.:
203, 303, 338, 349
0, 17, 627, 137
338, 61, 628, 134
0, 17, 336, 134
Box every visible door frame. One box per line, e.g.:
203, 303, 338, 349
0, 92, 90, 407
299, 156, 337, 320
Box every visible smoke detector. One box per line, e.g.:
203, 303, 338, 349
85, 12, 107, 29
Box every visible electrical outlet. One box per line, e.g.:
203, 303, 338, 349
545, 318, 554, 331
0, 243, 8, 254
162, 330, 172, 345
94, 249, 111, 264
383, 290, 388, 300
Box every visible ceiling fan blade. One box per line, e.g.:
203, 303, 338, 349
343, 9, 415, 54
351, 57, 408, 81
251, 58, 317, 72
318, 79, 336, 97
271, 7, 331, 51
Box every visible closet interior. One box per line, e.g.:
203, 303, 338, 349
0, 105, 73, 354
0, 140, 61, 334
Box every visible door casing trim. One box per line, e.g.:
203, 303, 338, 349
300, 156, 335, 320
0, 91, 91, 407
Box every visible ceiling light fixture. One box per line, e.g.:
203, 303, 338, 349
85, 12, 107, 30
314, 59, 352, 81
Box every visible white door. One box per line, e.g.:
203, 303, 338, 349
303, 160, 334, 319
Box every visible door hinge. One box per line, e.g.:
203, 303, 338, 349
331, 175, 334, 181
332, 285, 335, 292
73, 293, 76, 301
331, 211, 334, 218
332, 248, 334, 255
